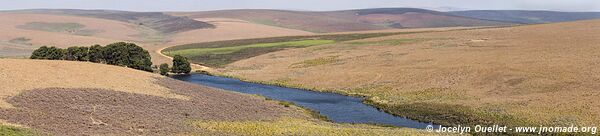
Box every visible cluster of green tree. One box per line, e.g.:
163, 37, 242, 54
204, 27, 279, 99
30, 46, 65, 60
159, 55, 192, 76
30, 42, 153, 72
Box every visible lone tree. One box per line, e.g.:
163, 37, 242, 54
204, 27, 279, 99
159, 63, 170, 76
30, 46, 65, 60
171, 55, 191, 74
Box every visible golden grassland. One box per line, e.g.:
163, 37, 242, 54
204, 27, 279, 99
0, 59, 181, 134
220, 20, 600, 127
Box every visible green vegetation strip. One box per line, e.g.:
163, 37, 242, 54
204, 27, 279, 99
290, 56, 341, 68
18, 22, 84, 33
164, 40, 335, 67
164, 40, 334, 56
17, 22, 103, 36
348, 39, 420, 46
165, 32, 413, 51
0, 125, 33, 136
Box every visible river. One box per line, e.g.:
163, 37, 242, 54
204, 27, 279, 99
173, 74, 438, 129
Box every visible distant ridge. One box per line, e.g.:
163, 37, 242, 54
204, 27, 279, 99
172, 8, 513, 33
449, 10, 600, 24
9, 9, 215, 33
5, 8, 600, 33
350, 8, 445, 15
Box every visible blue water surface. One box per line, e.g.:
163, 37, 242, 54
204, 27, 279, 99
174, 74, 439, 129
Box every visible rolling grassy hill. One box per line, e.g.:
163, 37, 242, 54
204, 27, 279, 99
209, 20, 600, 128
172, 8, 512, 33
0, 59, 285, 135
450, 10, 600, 24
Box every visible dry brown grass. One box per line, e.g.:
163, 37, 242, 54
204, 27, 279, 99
0, 59, 186, 109
0, 79, 293, 135
0, 59, 313, 135
221, 20, 600, 126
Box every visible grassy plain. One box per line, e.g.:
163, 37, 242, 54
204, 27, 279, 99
219, 20, 600, 128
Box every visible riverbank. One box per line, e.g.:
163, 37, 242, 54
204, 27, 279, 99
171, 73, 453, 135
196, 71, 538, 133
174, 73, 436, 128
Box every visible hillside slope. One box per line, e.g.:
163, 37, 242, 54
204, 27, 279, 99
221, 20, 600, 127
450, 10, 600, 24
172, 8, 511, 33
0, 59, 290, 135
